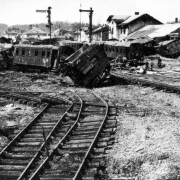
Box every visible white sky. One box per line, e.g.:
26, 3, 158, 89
0, 0, 180, 26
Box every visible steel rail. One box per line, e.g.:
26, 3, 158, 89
29, 91, 83, 180
0, 103, 49, 157
18, 97, 73, 180
72, 89, 109, 180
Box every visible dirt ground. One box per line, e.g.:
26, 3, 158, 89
0, 99, 40, 151
95, 85, 180, 180
1, 57, 180, 179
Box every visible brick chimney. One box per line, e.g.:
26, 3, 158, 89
135, 12, 139, 15
175, 18, 178, 23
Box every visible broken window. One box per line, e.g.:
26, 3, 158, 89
35, 49, 38, 56
22, 49, 25, 56
16, 49, 19, 55
47, 50, 50, 58
42, 50, 45, 57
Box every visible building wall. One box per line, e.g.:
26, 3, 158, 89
128, 20, 145, 34
108, 20, 118, 39
74, 31, 88, 42
102, 30, 109, 41
118, 27, 129, 41
92, 31, 102, 41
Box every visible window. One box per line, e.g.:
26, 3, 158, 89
16, 49, 19, 55
112, 28, 114, 34
116, 47, 118, 53
35, 49, 38, 56
22, 49, 25, 56
27, 49, 31, 56
47, 50, 50, 58
124, 28, 126, 34
42, 50, 45, 57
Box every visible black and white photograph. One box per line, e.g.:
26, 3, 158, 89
0, 0, 180, 179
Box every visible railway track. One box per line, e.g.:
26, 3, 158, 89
26, 89, 116, 180
111, 70, 180, 93
0, 90, 73, 180
0, 89, 117, 180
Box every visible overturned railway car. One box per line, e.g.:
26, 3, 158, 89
61, 44, 110, 87
13, 44, 74, 72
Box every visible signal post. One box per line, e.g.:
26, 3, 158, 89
36, 6, 52, 44
79, 7, 93, 43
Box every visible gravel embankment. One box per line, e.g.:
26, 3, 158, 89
95, 85, 180, 180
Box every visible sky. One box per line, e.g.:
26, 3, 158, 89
0, 0, 180, 26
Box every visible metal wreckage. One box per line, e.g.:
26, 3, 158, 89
60, 43, 110, 87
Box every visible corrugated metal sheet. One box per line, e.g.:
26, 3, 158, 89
126, 24, 180, 40
129, 36, 154, 44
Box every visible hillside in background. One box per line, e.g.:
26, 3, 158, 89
8, 21, 101, 32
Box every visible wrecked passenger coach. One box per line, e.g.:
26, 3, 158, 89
13, 44, 74, 72
61, 44, 110, 87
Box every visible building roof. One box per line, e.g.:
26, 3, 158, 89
53, 28, 71, 36
126, 23, 180, 40
120, 13, 162, 26
7, 31, 19, 35
24, 27, 47, 35
107, 15, 129, 22
82, 26, 88, 32
112, 15, 130, 23
92, 26, 108, 33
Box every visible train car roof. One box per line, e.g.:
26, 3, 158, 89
104, 41, 117, 46
104, 41, 131, 47
63, 40, 83, 44
114, 42, 131, 47
14, 44, 57, 49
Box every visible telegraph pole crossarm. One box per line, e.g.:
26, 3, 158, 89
79, 7, 94, 43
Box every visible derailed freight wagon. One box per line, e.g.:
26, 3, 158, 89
158, 39, 180, 58
61, 44, 110, 87
13, 44, 74, 72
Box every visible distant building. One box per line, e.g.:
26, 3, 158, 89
92, 25, 109, 41
74, 27, 89, 42
107, 15, 130, 40
107, 13, 162, 41
21, 25, 48, 39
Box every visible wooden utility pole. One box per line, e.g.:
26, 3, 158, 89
79, 7, 93, 43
